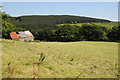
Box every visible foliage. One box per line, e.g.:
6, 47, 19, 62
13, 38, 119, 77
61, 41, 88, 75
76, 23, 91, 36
35, 24, 119, 42
55, 25, 79, 42
79, 24, 108, 41
2, 20, 16, 38
1, 12, 16, 38
11, 15, 110, 31
1, 12, 26, 39
2, 13, 119, 42
107, 26, 120, 42
1, 12, 10, 22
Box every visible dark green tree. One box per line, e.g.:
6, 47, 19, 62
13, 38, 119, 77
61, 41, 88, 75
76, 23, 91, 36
80, 24, 108, 41
55, 25, 78, 42
1, 12, 25, 39
107, 26, 120, 42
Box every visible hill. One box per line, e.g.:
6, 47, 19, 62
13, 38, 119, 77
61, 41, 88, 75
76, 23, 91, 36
3, 13, 119, 42
11, 15, 111, 31
2, 39, 118, 78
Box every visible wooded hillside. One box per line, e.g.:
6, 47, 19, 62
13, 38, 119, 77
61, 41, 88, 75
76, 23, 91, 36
11, 15, 111, 31
2, 13, 119, 42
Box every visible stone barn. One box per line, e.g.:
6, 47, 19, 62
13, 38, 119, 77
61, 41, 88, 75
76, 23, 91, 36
10, 31, 34, 41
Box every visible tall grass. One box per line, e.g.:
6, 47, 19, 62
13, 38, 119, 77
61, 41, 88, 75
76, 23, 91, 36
2, 39, 118, 78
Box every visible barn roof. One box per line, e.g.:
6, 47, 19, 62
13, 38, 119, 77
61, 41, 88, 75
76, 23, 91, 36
18, 32, 29, 38
10, 32, 19, 39
10, 31, 33, 39
25, 31, 33, 37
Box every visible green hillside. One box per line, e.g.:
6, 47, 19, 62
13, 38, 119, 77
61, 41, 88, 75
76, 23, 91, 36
2, 39, 118, 78
2, 12, 119, 42
11, 15, 111, 31
9, 15, 119, 42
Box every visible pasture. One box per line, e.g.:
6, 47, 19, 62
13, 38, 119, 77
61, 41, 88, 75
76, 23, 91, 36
59, 22, 118, 28
2, 39, 118, 78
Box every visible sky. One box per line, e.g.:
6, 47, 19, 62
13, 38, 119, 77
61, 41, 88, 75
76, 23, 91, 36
2, 0, 120, 2
2, 2, 118, 21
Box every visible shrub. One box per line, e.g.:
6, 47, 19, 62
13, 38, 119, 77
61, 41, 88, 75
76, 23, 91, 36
80, 24, 108, 41
107, 26, 120, 42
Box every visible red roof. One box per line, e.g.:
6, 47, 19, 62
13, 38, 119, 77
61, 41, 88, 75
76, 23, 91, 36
10, 32, 19, 39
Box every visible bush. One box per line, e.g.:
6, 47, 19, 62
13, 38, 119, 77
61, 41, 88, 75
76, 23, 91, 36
107, 26, 120, 42
55, 25, 78, 42
34, 24, 120, 42
1, 12, 25, 39
80, 24, 108, 41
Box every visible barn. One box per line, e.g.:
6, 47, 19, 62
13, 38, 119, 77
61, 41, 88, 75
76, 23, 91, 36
10, 31, 34, 41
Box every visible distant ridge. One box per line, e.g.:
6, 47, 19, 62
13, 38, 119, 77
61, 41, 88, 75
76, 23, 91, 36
11, 15, 111, 31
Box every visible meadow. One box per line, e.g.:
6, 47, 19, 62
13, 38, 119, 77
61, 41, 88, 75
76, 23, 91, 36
2, 39, 118, 78
59, 22, 118, 28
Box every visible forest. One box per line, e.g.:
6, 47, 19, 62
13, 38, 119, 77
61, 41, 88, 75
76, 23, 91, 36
1, 12, 120, 42
10, 15, 110, 31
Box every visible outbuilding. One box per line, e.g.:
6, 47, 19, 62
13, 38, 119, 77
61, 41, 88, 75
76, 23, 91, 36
10, 31, 34, 41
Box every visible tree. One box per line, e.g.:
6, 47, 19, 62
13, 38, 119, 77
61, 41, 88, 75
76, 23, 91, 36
1, 12, 25, 39
55, 25, 78, 42
107, 26, 120, 42
80, 24, 108, 41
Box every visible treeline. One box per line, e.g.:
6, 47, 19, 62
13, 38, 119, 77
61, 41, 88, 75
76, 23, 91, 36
11, 15, 111, 31
34, 24, 120, 42
1, 12, 120, 42
1, 12, 25, 39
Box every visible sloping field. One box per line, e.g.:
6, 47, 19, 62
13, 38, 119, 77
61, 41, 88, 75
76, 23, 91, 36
59, 22, 118, 28
2, 39, 118, 78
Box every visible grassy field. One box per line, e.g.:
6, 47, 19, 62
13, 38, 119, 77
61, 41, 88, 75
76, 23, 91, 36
59, 22, 118, 28
2, 39, 118, 78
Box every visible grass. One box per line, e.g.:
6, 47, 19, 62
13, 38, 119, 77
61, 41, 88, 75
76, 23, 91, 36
2, 39, 118, 78
59, 22, 118, 28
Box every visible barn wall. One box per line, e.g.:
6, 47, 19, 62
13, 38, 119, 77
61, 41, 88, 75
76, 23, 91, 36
13, 38, 19, 41
27, 36, 34, 41
22, 36, 34, 41
19, 38, 25, 41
